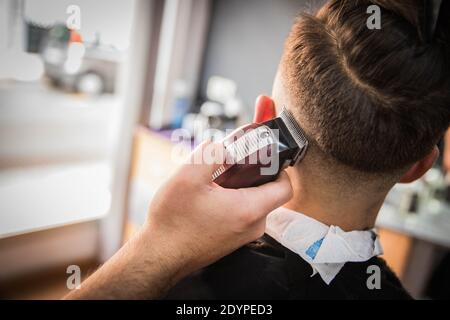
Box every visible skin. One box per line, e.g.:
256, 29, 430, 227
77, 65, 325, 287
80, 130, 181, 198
253, 71, 438, 231
65, 116, 293, 300
444, 129, 450, 172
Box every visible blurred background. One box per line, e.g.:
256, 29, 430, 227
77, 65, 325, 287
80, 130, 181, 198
0, 0, 449, 299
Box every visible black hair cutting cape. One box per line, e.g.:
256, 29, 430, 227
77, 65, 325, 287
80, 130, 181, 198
165, 234, 412, 300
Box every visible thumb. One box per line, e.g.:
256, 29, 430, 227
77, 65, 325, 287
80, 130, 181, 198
241, 171, 293, 218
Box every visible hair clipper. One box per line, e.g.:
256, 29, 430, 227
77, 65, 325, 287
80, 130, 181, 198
212, 108, 309, 189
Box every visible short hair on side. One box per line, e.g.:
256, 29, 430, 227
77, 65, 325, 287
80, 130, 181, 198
281, 0, 450, 173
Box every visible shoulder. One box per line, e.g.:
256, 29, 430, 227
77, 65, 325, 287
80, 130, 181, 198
328, 257, 413, 299
165, 235, 303, 299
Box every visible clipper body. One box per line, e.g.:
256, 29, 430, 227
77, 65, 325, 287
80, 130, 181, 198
213, 109, 308, 189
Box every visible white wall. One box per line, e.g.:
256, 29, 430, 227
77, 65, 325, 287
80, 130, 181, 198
200, 0, 326, 114
24, 0, 135, 50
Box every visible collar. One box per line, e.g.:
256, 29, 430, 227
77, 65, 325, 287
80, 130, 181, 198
265, 207, 383, 285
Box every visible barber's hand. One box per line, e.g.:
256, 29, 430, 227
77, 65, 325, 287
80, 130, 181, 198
65, 141, 292, 300
144, 141, 293, 287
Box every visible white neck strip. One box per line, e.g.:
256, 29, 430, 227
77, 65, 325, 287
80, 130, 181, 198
266, 207, 383, 285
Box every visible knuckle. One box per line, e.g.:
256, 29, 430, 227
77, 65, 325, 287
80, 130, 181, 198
175, 171, 196, 188
230, 211, 254, 234
238, 205, 258, 227
244, 223, 265, 243
253, 225, 266, 239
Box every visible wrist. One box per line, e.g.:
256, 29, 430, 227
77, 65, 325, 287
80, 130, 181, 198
138, 222, 191, 291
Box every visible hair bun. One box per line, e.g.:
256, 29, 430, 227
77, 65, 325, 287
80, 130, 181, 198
370, 0, 449, 45
370, 0, 421, 27
432, 1, 450, 46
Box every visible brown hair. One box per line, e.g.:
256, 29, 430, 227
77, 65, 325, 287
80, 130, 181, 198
281, 0, 450, 173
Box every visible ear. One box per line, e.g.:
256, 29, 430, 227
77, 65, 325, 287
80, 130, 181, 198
399, 146, 439, 183
253, 95, 276, 123
443, 129, 450, 171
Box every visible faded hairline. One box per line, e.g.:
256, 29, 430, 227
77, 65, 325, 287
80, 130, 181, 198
273, 68, 406, 193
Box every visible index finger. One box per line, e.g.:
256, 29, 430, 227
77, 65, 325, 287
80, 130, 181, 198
185, 140, 226, 183
240, 171, 293, 219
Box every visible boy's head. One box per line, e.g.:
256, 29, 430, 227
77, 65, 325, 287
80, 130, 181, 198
255, 0, 450, 191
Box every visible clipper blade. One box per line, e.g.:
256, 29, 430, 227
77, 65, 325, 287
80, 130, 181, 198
280, 107, 308, 162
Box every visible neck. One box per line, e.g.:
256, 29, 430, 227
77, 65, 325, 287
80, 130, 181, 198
284, 168, 389, 231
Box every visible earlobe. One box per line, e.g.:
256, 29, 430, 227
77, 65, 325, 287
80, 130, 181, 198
399, 146, 439, 183
253, 95, 276, 123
